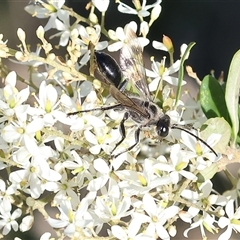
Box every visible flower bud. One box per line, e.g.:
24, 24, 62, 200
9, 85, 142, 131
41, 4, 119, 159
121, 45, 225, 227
20, 215, 34, 232
180, 43, 189, 59
71, 28, 79, 39
163, 35, 174, 53
168, 225, 177, 237
89, 13, 98, 24
17, 28, 26, 42
47, 53, 56, 61
140, 21, 149, 37
149, 5, 162, 26
36, 26, 45, 40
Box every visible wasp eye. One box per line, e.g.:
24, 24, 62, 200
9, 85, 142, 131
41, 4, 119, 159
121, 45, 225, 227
156, 115, 170, 137
158, 125, 169, 137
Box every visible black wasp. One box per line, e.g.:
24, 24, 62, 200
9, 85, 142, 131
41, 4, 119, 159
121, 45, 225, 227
69, 27, 217, 158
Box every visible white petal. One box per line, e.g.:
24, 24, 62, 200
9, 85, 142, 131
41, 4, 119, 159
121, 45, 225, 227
92, 0, 110, 12
18, 86, 30, 104
87, 175, 108, 191
26, 118, 44, 133
95, 41, 108, 50
152, 40, 168, 51
149, 77, 160, 91
111, 225, 127, 239
84, 130, 97, 145
94, 158, 110, 173
163, 76, 186, 86
89, 145, 101, 155
180, 170, 197, 181
137, 37, 150, 47
143, 194, 156, 216
128, 21, 138, 33
47, 217, 68, 228
5, 71, 17, 87
218, 225, 232, 240
108, 41, 123, 52
118, 3, 137, 14
181, 189, 199, 200
116, 27, 126, 41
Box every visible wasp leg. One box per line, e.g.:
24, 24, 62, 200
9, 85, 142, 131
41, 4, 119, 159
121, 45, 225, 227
112, 126, 141, 158
111, 112, 129, 155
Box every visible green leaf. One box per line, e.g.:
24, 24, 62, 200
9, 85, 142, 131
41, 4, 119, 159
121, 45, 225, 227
197, 163, 218, 182
225, 49, 240, 146
200, 75, 230, 122
200, 117, 231, 154
174, 42, 196, 108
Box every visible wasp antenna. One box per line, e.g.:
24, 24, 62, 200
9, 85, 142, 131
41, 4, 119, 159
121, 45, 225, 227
67, 103, 123, 116
171, 124, 218, 157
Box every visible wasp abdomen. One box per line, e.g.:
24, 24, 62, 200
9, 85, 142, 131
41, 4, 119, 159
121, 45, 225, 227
94, 51, 123, 88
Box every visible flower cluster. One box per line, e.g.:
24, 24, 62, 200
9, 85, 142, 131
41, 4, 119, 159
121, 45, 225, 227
0, 1, 239, 240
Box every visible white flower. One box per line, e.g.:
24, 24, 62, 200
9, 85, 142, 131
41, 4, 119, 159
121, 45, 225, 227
116, 158, 172, 196
29, 81, 63, 126
183, 211, 217, 239
47, 198, 92, 237
108, 21, 149, 52
94, 195, 133, 224
180, 130, 221, 169
46, 170, 80, 210
39, 0, 66, 31
87, 158, 113, 192
2, 118, 44, 145
63, 150, 93, 188
0, 202, 22, 235
111, 220, 153, 240
84, 126, 119, 155
142, 194, 179, 239
50, 11, 73, 46
9, 143, 61, 198
92, 0, 110, 12
24, 1, 50, 19
159, 144, 197, 184
118, 0, 162, 18
0, 71, 29, 121
78, 25, 108, 66
218, 199, 240, 240
26, 0, 76, 46
11, 46, 44, 67
181, 180, 223, 205
0, 179, 14, 210
0, 34, 9, 58
146, 57, 185, 91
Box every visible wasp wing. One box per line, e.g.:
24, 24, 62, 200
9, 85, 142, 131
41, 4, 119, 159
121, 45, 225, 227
108, 84, 149, 118
94, 51, 149, 118
119, 27, 151, 100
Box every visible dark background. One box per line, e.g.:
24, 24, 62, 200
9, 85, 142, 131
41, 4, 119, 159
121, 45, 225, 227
70, 0, 240, 80
1, 0, 240, 80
